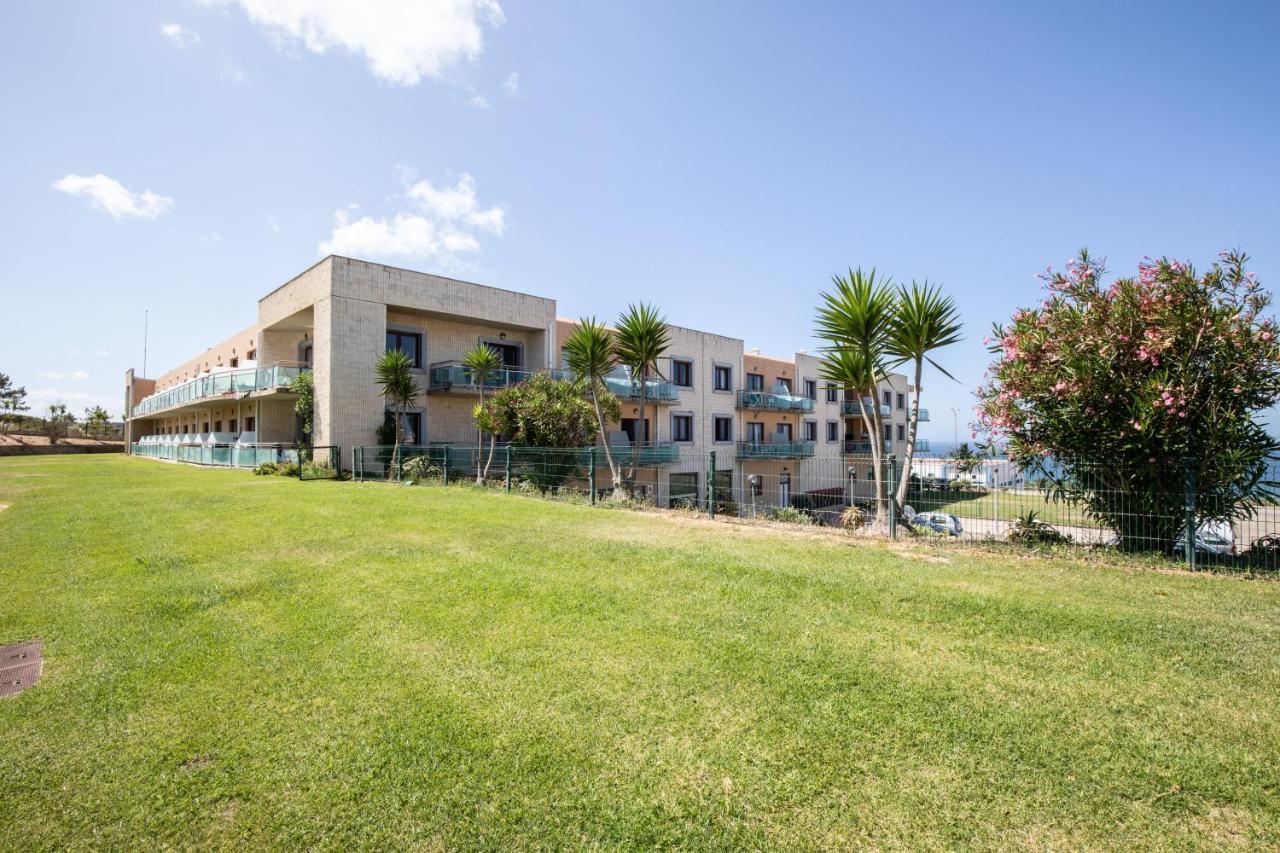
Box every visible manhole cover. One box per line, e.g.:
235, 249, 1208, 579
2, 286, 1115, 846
0, 640, 42, 697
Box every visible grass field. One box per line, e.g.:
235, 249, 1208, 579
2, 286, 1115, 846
2, 455, 1278, 849
908, 487, 1105, 527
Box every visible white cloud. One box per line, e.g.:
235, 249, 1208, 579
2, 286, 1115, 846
222, 59, 248, 83
161, 22, 201, 47
208, 0, 505, 86
319, 171, 505, 266
52, 174, 174, 220
501, 71, 518, 97
468, 93, 489, 109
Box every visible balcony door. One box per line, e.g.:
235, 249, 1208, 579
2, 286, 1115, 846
621, 417, 650, 444
775, 422, 792, 441
485, 341, 521, 370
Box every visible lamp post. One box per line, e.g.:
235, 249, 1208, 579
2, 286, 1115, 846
950, 407, 960, 449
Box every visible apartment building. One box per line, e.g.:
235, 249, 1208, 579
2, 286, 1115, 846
126, 255, 921, 508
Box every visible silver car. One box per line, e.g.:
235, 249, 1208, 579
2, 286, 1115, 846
914, 511, 964, 537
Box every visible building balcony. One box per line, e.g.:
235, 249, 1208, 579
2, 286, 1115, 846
843, 439, 894, 455
735, 439, 816, 459
841, 398, 891, 418
428, 361, 545, 393
131, 362, 307, 418
600, 441, 680, 465
601, 374, 679, 403
736, 390, 814, 413
917, 408, 930, 422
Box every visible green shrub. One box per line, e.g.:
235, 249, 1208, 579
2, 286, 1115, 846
253, 462, 278, 476
402, 456, 441, 482
770, 506, 813, 525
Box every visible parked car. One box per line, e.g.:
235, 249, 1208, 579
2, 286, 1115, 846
1173, 519, 1236, 557
913, 511, 963, 537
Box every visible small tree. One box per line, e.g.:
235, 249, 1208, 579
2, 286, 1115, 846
375, 349, 420, 477
45, 403, 75, 445
485, 372, 617, 492
949, 442, 985, 477
462, 342, 502, 483
976, 249, 1280, 553
613, 304, 671, 491
82, 406, 111, 438
291, 371, 315, 443
562, 317, 623, 494
0, 373, 28, 432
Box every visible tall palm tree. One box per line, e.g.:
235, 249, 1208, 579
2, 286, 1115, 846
563, 317, 623, 492
613, 303, 671, 492
462, 342, 503, 483
375, 348, 419, 477
887, 281, 963, 507
815, 268, 896, 526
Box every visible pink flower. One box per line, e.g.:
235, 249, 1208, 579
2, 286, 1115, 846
1132, 420, 1142, 430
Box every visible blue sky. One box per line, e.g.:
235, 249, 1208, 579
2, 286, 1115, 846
3, 1, 1278, 441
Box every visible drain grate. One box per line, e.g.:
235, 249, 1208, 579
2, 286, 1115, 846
0, 640, 42, 698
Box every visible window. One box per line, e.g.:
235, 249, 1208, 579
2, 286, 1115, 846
713, 415, 733, 442
669, 472, 699, 505
246, 417, 255, 432
747, 372, 764, 391
778, 377, 793, 393
386, 330, 422, 368
883, 423, 892, 441
896, 392, 905, 410
713, 364, 732, 391
230, 419, 238, 433
747, 421, 764, 443
803, 420, 817, 441
776, 422, 793, 440
803, 379, 816, 399
671, 359, 693, 387
750, 473, 763, 497
202, 421, 210, 433
896, 424, 905, 441
827, 420, 839, 441
867, 468, 874, 480
672, 414, 693, 442
301, 343, 313, 365
826, 383, 838, 403
246, 349, 256, 361
882, 389, 892, 407
214, 420, 222, 432
398, 411, 423, 445
229, 357, 239, 368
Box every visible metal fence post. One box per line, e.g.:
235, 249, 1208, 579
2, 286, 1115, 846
353, 447, 360, 482
1183, 458, 1196, 570
589, 447, 597, 505
887, 454, 897, 539
442, 446, 450, 486
505, 445, 512, 493
708, 451, 717, 519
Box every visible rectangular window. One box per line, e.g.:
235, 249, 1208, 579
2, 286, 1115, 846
621, 418, 649, 443
713, 364, 732, 391
202, 421, 210, 433
399, 411, 423, 445
385, 330, 422, 368
230, 419, 238, 433
896, 424, 905, 440
713, 415, 733, 442
214, 420, 222, 432
672, 414, 693, 442
883, 423, 892, 441
778, 377, 792, 393
896, 392, 905, 410
245, 417, 255, 432
246, 349, 256, 361
826, 420, 839, 441
826, 383, 838, 403
803, 420, 817, 441
747, 373, 764, 391
776, 422, 793, 440
229, 357, 239, 368
672, 359, 693, 387
803, 379, 817, 399
882, 389, 892, 407
747, 422, 764, 442
669, 472, 699, 505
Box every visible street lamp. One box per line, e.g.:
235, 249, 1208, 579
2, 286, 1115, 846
950, 407, 960, 448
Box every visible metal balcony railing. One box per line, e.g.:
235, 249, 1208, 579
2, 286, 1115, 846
131, 362, 307, 418
842, 439, 894, 455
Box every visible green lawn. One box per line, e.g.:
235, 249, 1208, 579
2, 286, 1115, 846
908, 487, 1106, 528
2, 455, 1278, 849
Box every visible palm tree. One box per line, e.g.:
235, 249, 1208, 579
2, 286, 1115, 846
815, 268, 896, 527
375, 348, 419, 477
887, 281, 963, 508
563, 317, 623, 493
613, 303, 671, 493
462, 342, 503, 483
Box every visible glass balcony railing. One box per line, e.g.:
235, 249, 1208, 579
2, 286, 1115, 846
841, 398, 892, 418
842, 439, 894, 455
917, 408, 930, 422
601, 374, 679, 402
600, 441, 680, 465
914, 439, 931, 452
736, 390, 814, 413
131, 362, 307, 418
428, 361, 549, 392
735, 439, 816, 459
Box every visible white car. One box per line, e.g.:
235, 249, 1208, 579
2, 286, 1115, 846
1173, 519, 1236, 556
